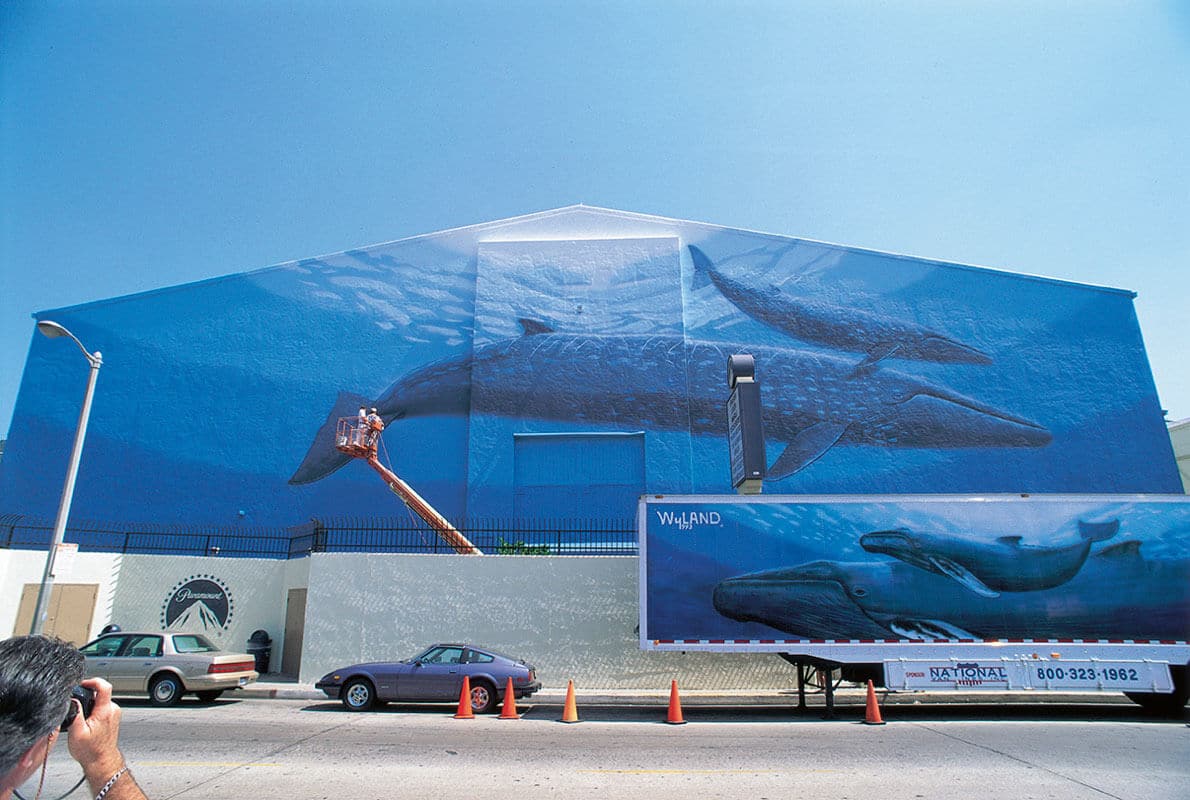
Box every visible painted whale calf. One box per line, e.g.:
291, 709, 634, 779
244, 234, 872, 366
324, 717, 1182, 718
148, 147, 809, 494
712, 540, 1190, 642
689, 245, 993, 370
857, 519, 1120, 597
289, 319, 1049, 484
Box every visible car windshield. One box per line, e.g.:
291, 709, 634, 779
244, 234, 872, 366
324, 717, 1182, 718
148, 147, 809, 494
172, 634, 218, 653
414, 645, 466, 664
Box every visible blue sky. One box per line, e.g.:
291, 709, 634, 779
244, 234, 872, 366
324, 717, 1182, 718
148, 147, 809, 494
2, 1, 1188, 437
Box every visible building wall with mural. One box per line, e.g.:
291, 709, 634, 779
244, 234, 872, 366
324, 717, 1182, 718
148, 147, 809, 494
0, 206, 1180, 544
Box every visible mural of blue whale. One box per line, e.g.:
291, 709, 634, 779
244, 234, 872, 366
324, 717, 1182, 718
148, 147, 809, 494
711, 540, 1190, 641
858, 518, 1120, 597
689, 245, 993, 370
290, 319, 1050, 485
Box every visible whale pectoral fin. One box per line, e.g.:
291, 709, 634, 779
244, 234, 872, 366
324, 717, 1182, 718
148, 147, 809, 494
1078, 519, 1120, 542
926, 555, 1000, 598
1095, 540, 1142, 559
888, 618, 980, 641
862, 342, 903, 368
768, 422, 848, 479
847, 343, 902, 377
923, 335, 995, 365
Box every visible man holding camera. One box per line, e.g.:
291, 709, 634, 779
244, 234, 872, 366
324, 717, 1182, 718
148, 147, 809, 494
0, 635, 147, 800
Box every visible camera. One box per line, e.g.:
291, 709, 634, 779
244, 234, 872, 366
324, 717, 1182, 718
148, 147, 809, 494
61, 685, 96, 731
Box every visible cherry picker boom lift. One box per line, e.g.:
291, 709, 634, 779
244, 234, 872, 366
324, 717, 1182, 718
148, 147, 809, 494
334, 416, 481, 555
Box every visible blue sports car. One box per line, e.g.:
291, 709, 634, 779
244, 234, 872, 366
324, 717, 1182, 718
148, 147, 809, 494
316, 643, 542, 713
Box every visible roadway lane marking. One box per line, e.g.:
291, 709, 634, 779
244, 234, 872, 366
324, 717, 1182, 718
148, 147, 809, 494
578, 769, 828, 775
136, 762, 282, 768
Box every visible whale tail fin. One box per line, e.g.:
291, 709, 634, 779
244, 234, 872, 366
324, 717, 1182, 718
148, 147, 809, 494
688, 245, 714, 290
1078, 519, 1120, 543
288, 390, 371, 485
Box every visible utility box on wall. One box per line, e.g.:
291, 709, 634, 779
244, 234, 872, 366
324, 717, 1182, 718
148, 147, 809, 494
727, 354, 765, 494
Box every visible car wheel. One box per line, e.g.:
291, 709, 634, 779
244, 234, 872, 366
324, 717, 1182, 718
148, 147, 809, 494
470, 679, 497, 714
195, 690, 224, 703
149, 674, 183, 707
342, 678, 376, 711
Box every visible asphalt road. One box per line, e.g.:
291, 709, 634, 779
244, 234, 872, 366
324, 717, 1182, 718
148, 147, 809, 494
25, 697, 1189, 800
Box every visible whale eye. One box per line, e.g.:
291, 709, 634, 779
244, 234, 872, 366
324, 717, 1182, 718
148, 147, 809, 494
851, 586, 869, 598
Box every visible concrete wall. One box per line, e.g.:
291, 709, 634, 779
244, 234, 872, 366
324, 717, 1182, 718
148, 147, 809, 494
109, 554, 299, 671
301, 552, 794, 689
3, 549, 797, 689
1, 550, 307, 673
0, 548, 121, 640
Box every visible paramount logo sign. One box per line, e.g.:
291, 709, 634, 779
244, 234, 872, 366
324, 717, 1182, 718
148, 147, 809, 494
654, 510, 722, 531
161, 575, 234, 634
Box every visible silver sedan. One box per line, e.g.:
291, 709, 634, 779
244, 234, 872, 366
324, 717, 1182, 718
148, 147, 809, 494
79, 631, 258, 706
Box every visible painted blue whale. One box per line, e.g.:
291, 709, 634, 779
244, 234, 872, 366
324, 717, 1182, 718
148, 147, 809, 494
289, 319, 1049, 484
712, 540, 1190, 641
858, 519, 1120, 597
689, 245, 993, 370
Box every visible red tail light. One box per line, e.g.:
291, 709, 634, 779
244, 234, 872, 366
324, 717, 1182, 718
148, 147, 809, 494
208, 660, 255, 674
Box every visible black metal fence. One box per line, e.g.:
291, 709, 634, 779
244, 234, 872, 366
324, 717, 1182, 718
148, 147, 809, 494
0, 513, 637, 559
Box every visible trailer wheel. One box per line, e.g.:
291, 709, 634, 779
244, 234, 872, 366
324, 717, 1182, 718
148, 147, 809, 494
1125, 666, 1188, 717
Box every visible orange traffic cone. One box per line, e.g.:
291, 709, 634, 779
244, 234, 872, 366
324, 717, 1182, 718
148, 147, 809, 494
665, 679, 686, 724
560, 680, 580, 723
499, 676, 520, 719
862, 679, 885, 725
454, 675, 474, 719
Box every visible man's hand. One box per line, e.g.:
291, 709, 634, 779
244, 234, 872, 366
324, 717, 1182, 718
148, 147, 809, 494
66, 678, 147, 799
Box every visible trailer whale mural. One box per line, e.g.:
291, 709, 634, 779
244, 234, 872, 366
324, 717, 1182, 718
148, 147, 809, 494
857, 518, 1120, 596
640, 496, 1190, 644
711, 540, 1189, 641
290, 319, 1050, 485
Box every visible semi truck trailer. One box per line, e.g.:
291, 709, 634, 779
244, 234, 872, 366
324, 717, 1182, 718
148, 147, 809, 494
639, 493, 1189, 714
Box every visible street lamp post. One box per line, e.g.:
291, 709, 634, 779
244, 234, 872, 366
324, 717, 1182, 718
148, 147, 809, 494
29, 320, 103, 635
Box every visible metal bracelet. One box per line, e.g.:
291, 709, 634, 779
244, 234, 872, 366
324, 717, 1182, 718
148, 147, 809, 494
94, 766, 127, 800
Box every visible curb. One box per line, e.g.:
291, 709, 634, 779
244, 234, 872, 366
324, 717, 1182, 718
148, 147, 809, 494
238, 681, 1134, 706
